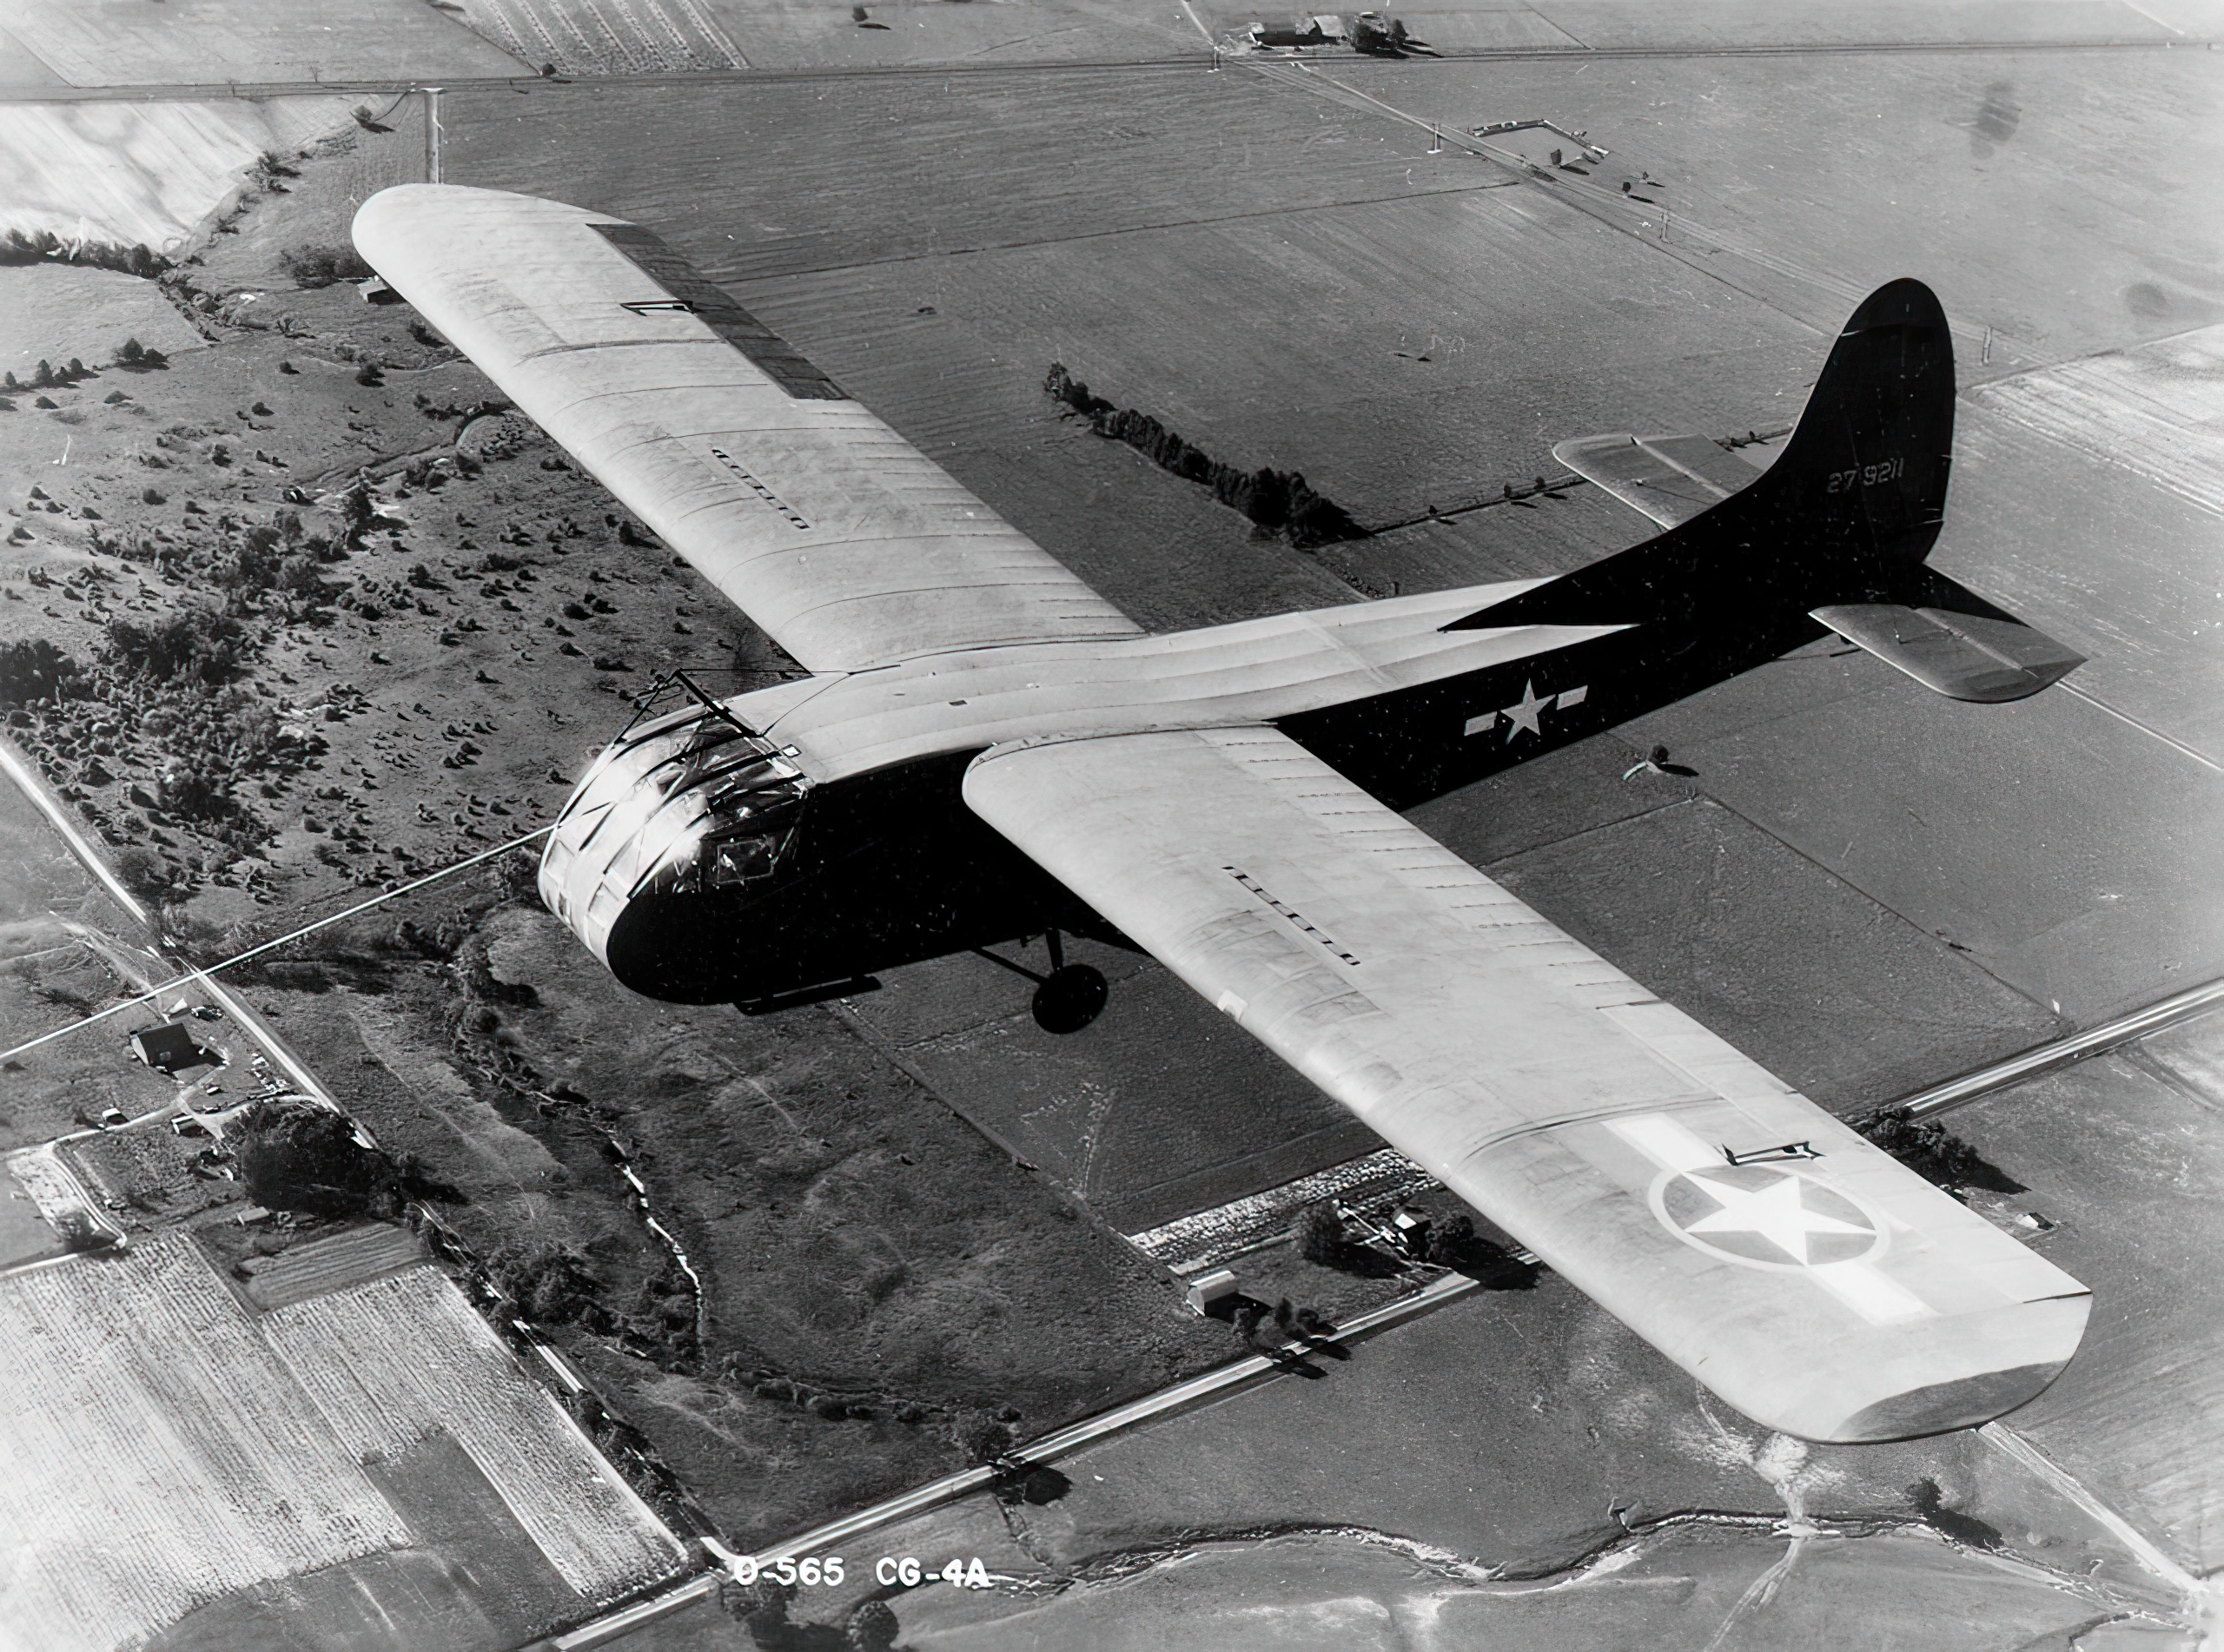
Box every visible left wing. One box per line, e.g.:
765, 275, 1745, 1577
964, 726, 2088, 1443
1553, 432, 1762, 528
354, 186, 1142, 674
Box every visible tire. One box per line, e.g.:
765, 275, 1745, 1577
1030, 964, 1109, 1034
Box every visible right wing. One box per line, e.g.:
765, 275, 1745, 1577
354, 186, 1141, 674
965, 726, 2088, 1443
1554, 432, 1762, 528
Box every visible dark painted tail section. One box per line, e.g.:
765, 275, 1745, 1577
1766, 276, 1955, 565
1447, 279, 1957, 631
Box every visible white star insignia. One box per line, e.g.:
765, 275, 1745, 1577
1679, 1171, 1873, 1265
1501, 680, 1548, 741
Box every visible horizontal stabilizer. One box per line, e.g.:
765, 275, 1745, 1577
1553, 433, 1762, 528
1812, 592, 2084, 703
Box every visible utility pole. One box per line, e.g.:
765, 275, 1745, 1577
423, 86, 443, 184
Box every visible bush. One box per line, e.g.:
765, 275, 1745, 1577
1043, 364, 1364, 546
107, 605, 247, 683
232, 1098, 402, 1218
53, 1210, 114, 1253
0, 228, 163, 277
1861, 1110, 1991, 1189
0, 638, 84, 706
847, 1600, 900, 1651
279, 243, 374, 288
157, 766, 237, 823
950, 1411, 1013, 1464
490, 1242, 606, 1325
111, 844, 170, 899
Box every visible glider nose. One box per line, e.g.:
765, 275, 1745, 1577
538, 701, 810, 974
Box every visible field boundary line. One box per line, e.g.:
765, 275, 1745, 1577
1896, 975, 2224, 1120
1979, 1423, 2205, 1605
0, 36, 2201, 102
740, 1270, 1482, 1565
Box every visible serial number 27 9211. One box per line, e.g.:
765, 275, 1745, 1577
1826, 455, 1905, 492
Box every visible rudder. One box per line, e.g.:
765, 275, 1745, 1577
1763, 277, 1956, 567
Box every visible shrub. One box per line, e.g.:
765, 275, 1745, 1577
0, 229, 163, 277
110, 844, 170, 899
1861, 1110, 1989, 1189
157, 766, 237, 823
0, 638, 84, 706
847, 1600, 900, 1651
489, 1242, 605, 1325
53, 1210, 114, 1252
231, 1098, 401, 1218
279, 243, 374, 288
1043, 364, 1364, 546
950, 1411, 1013, 1464
107, 605, 247, 683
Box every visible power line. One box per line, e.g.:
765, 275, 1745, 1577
0, 826, 554, 1067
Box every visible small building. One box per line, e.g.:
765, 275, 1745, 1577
1184, 1268, 1242, 1316
129, 1021, 205, 1075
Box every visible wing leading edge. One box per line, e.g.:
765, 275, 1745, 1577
352, 185, 1141, 674
964, 727, 2088, 1443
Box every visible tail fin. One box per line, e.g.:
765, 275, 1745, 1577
1447, 279, 1956, 631
1760, 276, 1955, 568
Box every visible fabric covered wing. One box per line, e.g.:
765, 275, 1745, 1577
1554, 432, 1762, 527
964, 727, 2088, 1443
353, 185, 1140, 673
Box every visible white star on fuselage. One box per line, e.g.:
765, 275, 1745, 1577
1501, 680, 1548, 741
1680, 1171, 1871, 1265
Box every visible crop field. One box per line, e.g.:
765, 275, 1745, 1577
1, 12, 2219, 1642
450, 0, 750, 76
238, 1219, 427, 1309
1968, 320, 2224, 519
262, 1265, 684, 1596
0, 1234, 681, 1652
2, 0, 527, 86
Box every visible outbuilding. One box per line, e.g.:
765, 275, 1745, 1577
129, 1021, 205, 1075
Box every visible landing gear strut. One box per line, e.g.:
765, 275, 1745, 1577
974, 930, 1109, 1034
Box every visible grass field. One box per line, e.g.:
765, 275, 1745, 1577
1, 16, 2218, 1638
0, 96, 356, 254
0, 268, 205, 386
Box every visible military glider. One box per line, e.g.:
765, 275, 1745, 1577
354, 184, 2089, 1444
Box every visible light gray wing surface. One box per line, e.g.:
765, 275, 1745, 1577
353, 186, 1141, 674
964, 726, 2088, 1443
1554, 432, 1763, 528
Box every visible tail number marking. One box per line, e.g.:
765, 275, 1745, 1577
1827, 456, 1905, 493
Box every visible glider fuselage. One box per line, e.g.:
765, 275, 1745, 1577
539, 580, 1819, 1005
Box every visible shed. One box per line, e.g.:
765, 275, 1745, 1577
129, 1021, 204, 1074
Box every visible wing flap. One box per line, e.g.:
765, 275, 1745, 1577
1552, 432, 1762, 528
964, 727, 2088, 1441
354, 186, 1140, 673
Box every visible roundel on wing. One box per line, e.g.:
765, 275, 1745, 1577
1649, 1162, 1887, 1271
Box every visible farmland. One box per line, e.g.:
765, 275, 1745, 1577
0, 1233, 683, 1652
0, 5, 2219, 1649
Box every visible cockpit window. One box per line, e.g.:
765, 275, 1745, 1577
546, 689, 812, 913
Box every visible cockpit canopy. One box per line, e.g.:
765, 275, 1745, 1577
539, 695, 811, 964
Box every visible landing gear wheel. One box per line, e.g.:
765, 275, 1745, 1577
1031, 964, 1109, 1034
